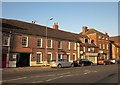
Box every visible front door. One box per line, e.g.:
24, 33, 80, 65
2, 54, 7, 68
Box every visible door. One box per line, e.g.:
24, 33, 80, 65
47, 53, 52, 64
2, 54, 7, 68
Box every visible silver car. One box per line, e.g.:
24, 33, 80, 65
50, 59, 74, 68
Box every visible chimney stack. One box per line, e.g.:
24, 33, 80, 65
82, 26, 88, 34
53, 22, 59, 30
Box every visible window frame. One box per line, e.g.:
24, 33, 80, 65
2, 35, 10, 46
37, 38, 42, 48
58, 40, 62, 49
36, 52, 43, 64
22, 36, 28, 47
47, 39, 53, 48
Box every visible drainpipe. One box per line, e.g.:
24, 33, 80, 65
7, 31, 11, 67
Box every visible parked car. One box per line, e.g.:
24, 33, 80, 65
73, 59, 93, 67
110, 59, 116, 64
97, 59, 110, 65
50, 59, 74, 68
116, 59, 120, 64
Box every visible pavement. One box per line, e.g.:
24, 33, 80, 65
1, 66, 51, 73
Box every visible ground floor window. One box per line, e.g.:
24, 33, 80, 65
73, 53, 76, 61
67, 53, 70, 61
58, 54, 62, 60
36, 52, 42, 64
47, 52, 52, 64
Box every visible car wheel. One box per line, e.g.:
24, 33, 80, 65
91, 63, 93, 66
57, 64, 62, 68
71, 63, 74, 67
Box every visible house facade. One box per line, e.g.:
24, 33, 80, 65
80, 26, 110, 60
109, 36, 120, 59
1, 18, 98, 68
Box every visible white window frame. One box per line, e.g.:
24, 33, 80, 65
22, 36, 28, 47
37, 38, 42, 48
82, 38, 85, 43
36, 52, 43, 64
66, 42, 70, 50
66, 53, 70, 62
103, 44, 105, 49
47, 52, 52, 61
58, 40, 62, 49
2, 35, 10, 46
73, 42, 76, 50
83, 47, 86, 52
88, 47, 91, 52
47, 39, 53, 48
99, 36, 101, 39
99, 43, 101, 49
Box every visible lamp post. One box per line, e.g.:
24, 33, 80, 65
45, 17, 53, 65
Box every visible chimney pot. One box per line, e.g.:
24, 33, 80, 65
53, 22, 59, 30
82, 26, 88, 34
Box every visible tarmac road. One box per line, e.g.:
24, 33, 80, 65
1, 64, 119, 84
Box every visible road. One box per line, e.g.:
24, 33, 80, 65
1, 64, 119, 84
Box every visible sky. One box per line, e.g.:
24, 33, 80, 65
2, 2, 119, 36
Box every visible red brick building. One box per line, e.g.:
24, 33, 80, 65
80, 26, 110, 60
109, 36, 120, 59
1, 18, 98, 68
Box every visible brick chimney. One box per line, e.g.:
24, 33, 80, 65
53, 23, 59, 30
82, 26, 88, 34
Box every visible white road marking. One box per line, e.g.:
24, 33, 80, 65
30, 74, 55, 78
2, 77, 27, 82
57, 72, 70, 75
84, 73, 88, 74
32, 81, 43, 83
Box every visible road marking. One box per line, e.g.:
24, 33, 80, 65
32, 81, 43, 83
57, 72, 70, 75
2, 77, 27, 82
84, 73, 88, 74
30, 74, 55, 78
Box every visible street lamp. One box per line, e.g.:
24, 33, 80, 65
45, 17, 53, 65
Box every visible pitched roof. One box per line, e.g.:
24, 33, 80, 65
110, 36, 120, 43
1, 18, 80, 42
80, 28, 107, 36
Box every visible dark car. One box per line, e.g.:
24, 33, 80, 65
73, 59, 93, 67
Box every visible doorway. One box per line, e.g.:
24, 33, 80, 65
16, 53, 30, 67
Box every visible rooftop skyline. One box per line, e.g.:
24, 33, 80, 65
2, 2, 118, 36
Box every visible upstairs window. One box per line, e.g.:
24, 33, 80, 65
85, 39, 88, 43
47, 39, 52, 48
66, 42, 70, 50
58, 41, 62, 49
98, 43, 101, 49
103, 44, 105, 49
22, 36, 28, 47
73, 42, 76, 50
2, 35, 10, 46
37, 38, 42, 48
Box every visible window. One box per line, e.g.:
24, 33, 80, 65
103, 44, 105, 49
88, 47, 91, 51
73, 42, 76, 50
58, 41, 62, 49
85, 39, 88, 43
47, 39, 52, 48
66, 42, 70, 50
22, 36, 28, 47
98, 43, 101, 49
91, 40, 94, 43
47, 52, 52, 64
37, 38, 42, 48
58, 54, 62, 60
2, 35, 10, 46
99, 36, 101, 39
83, 47, 86, 52
102, 36, 104, 39
36, 52, 42, 64
73, 53, 76, 61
